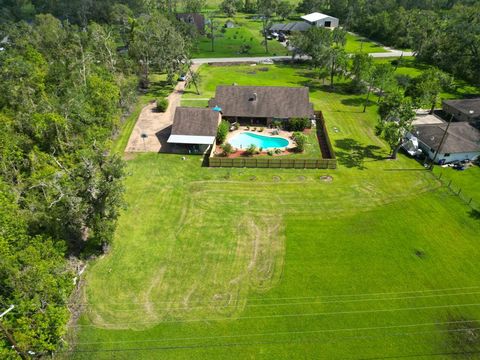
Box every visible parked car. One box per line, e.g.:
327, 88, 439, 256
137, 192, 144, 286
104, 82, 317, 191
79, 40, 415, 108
278, 33, 286, 42
178, 74, 186, 81
271, 31, 279, 38
266, 35, 272, 40
259, 58, 274, 64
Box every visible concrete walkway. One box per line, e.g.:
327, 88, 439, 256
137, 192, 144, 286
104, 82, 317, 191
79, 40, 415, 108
125, 66, 199, 153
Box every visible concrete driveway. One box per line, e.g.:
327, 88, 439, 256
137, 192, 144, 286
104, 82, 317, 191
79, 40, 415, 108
125, 66, 199, 153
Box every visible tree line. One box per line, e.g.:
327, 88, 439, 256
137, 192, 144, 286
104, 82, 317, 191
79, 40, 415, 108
296, 0, 480, 84
0, 8, 192, 358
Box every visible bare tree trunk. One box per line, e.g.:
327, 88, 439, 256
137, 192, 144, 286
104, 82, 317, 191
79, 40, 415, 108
330, 59, 335, 87
391, 142, 403, 159
363, 86, 371, 113
263, 17, 269, 53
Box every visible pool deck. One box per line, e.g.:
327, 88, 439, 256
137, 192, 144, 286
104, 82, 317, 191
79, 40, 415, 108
225, 128, 295, 151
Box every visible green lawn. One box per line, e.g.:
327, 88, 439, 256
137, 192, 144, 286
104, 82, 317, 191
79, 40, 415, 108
373, 57, 480, 104
70, 64, 480, 359
344, 33, 386, 53
192, 14, 387, 58
433, 165, 480, 208
192, 14, 288, 58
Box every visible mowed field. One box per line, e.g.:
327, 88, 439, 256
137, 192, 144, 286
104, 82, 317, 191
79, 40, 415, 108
69, 64, 480, 359
191, 14, 386, 58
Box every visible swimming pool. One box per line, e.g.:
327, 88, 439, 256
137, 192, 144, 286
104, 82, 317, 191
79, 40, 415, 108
229, 132, 289, 149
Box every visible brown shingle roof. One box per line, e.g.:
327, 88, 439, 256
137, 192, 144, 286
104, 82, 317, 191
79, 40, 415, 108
171, 107, 220, 136
415, 122, 480, 153
209, 86, 314, 119
176, 13, 205, 33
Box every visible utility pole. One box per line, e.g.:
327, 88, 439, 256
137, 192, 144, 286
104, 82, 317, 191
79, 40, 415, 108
429, 113, 453, 170
0, 305, 27, 360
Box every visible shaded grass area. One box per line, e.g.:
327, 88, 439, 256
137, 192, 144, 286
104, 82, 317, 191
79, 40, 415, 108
373, 57, 480, 104
72, 64, 480, 359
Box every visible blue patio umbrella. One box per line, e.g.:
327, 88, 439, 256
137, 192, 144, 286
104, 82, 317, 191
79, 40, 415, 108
212, 105, 222, 112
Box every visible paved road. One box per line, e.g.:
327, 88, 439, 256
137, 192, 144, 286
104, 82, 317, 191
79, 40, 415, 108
192, 49, 413, 64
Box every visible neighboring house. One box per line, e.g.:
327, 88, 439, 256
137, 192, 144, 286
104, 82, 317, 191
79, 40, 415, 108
167, 107, 221, 153
301, 12, 339, 28
225, 20, 235, 29
176, 13, 205, 33
413, 122, 480, 163
208, 86, 314, 125
269, 22, 312, 34
442, 98, 480, 123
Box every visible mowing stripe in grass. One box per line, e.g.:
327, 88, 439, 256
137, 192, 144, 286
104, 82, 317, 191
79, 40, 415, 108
71, 302, 480, 327
75, 319, 480, 345
75, 285, 480, 305
64, 328, 480, 354
77, 290, 480, 311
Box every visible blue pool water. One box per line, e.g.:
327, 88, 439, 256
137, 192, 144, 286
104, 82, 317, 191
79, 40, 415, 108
229, 132, 289, 149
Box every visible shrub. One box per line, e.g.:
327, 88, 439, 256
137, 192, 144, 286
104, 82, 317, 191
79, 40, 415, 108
267, 150, 274, 156
216, 120, 230, 144
222, 142, 234, 156
293, 131, 307, 152
239, 43, 251, 54
272, 120, 282, 129
284, 117, 310, 131
234, 122, 240, 130
156, 98, 168, 112
274, 148, 282, 154
245, 144, 257, 156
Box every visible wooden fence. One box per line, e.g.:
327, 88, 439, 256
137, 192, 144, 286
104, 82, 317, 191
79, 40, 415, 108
209, 157, 337, 169
209, 111, 337, 169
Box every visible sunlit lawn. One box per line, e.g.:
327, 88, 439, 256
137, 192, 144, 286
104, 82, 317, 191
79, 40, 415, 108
71, 64, 480, 359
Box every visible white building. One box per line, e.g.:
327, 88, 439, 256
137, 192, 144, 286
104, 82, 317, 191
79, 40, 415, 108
413, 122, 480, 164
301, 12, 339, 28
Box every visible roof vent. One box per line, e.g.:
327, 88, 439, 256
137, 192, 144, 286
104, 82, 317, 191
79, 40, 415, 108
249, 92, 257, 102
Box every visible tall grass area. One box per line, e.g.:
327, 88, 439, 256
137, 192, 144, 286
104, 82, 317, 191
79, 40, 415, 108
72, 64, 480, 359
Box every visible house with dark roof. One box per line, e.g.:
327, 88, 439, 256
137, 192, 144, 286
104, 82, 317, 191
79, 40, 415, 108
414, 122, 480, 163
269, 21, 312, 34
176, 13, 205, 34
443, 98, 480, 123
167, 107, 221, 153
208, 86, 314, 126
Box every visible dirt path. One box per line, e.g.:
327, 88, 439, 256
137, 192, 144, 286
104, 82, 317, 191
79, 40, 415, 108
125, 65, 200, 153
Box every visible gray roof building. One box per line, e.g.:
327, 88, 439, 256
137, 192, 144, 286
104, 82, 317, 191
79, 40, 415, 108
269, 22, 312, 33
443, 98, 480, 122
415, 122, 480, 154
208, 86, 314, 119
168, 107, 221, 145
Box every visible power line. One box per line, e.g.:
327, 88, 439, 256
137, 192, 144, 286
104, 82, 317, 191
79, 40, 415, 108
62, 327, 480, 354
75, 319, 479, 346
70, 302, 480, 327
78, 290, 480, 311
74, 285, 480, 306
